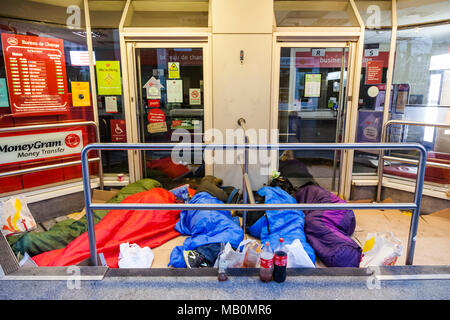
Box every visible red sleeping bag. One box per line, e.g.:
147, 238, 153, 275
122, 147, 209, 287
32, 188, 181, 267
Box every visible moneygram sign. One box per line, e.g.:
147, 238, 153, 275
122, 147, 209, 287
0, 130, 84, 165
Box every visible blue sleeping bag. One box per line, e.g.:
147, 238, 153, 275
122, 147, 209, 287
248, 186, 316, 264
169, 192, 244, 268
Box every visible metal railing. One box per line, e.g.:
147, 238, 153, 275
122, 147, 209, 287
0, 121, 104, 189
81, 142, 427, 267
376, 119, 450, 202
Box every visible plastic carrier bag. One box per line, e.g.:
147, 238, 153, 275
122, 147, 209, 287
214, 240, 260, 268
118, 243, 154, 268
0, 196, 37, 237
360, 232, 403, 267
285, 239, 316, 268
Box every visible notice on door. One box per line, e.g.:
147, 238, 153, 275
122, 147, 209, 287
365, 60, 383, 85
189, 88, 201, 105
168, 62, 180, 79
1, 34, 69, 116
304, 74, 321, 98
0, 130, 84, 165
71, 81, 91, 107
167, 79, 183, 103
110, 119, 126, 142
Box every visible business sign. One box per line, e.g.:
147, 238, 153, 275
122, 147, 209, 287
294, 51, 389, 69
96, 61, 122, 95
1, 33, 69, 116
0, 130, 84, 165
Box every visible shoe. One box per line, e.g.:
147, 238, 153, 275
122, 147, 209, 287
183, 250, 209, 268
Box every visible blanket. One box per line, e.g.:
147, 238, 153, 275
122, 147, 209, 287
32, 188, 180, 267
7, 179, 162, 257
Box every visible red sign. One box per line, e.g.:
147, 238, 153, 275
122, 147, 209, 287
294, 51, 389, 69
148, 99, 160, 108
365, 60, 384, 85
110, 119, 126, 142
1, 34, 69, 116
148, 108, 165, 123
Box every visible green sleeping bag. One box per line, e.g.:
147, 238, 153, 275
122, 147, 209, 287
7, 179, 162, 257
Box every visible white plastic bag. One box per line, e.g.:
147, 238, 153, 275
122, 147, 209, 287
285, 239, 315, 268
360, 232, 403, 267
214, 240, 259, 268
0, 196, 37, 237
118, 243, 154, 268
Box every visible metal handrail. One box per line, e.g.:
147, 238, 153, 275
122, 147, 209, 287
0, 121, 104, 189
237, 118, 253, 232
376, 119, 450, 202
81, 142, 427, 267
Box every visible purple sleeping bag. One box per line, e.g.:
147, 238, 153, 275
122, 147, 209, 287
295, 184, 362, 267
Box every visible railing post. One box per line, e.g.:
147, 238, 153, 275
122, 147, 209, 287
81, 145, 98, 266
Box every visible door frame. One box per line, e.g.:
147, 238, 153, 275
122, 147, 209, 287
271, 39, 362, 198
120, 33, 212, 183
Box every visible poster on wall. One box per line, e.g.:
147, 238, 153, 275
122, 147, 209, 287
365, 60, 383, 85
0, 78, 9, 107
1, 33, 69, 116
189, 88, 201, 105
110, 119, 126, 142
167, 79, 183, 103
96, 61, 122, 95
0, 130, 84, 165
71, 81, 91, 107
304, 74, 321, 98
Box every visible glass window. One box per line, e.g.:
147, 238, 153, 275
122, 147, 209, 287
124, 0, 209, 28
386, 23, 450, 185
277, 46, 349, 192
275, 0, 360, 27
0, 7, 101, 194
397, 0, 450, 26
353, 29, 392, 175
135, 47, 205, 187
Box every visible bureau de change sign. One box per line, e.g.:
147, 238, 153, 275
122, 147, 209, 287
1, 33, 69, 116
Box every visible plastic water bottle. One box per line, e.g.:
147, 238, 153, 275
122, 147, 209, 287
273, 238, 287, 283
259, 242, 274, 282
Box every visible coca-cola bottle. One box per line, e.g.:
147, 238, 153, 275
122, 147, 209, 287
273, 238, 287, 283
259, 242, 274, 282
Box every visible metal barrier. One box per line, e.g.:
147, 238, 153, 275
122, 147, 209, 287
376, 119, 450, 202
81, 142, 427, 267
0, 121, 104, 189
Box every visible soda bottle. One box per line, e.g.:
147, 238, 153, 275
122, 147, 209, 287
259, 242, 274, 282
273, 238, 287, 283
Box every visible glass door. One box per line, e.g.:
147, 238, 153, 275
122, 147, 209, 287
275, 44, 351, 194
129, 44, 208, 188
